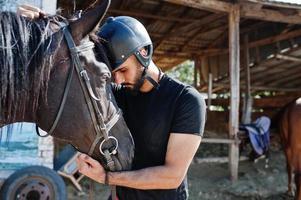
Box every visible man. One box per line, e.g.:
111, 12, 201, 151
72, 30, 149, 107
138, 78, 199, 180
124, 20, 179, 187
18, 6, 206, 200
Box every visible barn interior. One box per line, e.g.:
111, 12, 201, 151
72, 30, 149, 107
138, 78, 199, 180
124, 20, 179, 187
57, 0, 301, 180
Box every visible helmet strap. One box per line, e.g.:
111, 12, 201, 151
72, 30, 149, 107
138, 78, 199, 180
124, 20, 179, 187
144, 67, 161, 89
130, 67, 147, 95
130, 66, 161, 95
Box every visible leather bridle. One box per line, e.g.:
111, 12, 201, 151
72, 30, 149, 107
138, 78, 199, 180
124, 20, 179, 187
36, 25, 121, 172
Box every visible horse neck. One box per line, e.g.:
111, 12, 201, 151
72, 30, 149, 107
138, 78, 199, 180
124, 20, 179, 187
0, 89, 40, 127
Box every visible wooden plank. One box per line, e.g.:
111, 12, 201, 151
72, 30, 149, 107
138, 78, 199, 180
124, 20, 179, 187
228, 4, 240, 181
202, 138, 239, 144
163, 0, 231, 13
194, 156, 248, 164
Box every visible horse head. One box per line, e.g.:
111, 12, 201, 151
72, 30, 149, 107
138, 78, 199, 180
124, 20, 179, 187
0, 0, 134, 171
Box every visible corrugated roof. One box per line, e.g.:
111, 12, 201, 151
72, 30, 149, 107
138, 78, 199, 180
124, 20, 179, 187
267, 0, 301, 5
253, 0, 301, 8
247, 0, 301, 10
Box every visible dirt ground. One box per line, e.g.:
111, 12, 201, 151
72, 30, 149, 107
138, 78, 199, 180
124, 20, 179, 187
66, 135, 293, 200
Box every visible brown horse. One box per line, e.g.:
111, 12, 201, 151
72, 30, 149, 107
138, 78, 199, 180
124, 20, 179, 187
279, 98, 301, 199
0, 0, 134, 172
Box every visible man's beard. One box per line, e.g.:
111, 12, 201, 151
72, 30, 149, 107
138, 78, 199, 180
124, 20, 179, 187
122, 66, 145, 95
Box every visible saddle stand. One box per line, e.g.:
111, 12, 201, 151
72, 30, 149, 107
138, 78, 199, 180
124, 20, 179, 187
54, 145, 84, 192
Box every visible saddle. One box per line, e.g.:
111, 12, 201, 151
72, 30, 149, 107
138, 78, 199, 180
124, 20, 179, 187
239, 116, 271, 159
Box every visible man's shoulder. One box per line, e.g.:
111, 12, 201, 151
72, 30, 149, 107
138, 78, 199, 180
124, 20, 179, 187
163, 75, 204, 101
160, 75, 187, 93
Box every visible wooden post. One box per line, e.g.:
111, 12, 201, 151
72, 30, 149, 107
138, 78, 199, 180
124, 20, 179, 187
242, 35, 252, 124
201, 57, 209, 83
228, 4, 240, 181
194, 59, 198, 88
208, 73, 213, 110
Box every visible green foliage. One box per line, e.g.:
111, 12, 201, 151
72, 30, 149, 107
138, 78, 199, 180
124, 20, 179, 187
165, 60, 195, 85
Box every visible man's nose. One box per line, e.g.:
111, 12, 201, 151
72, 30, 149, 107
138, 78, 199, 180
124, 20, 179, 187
113, 73, 124, 84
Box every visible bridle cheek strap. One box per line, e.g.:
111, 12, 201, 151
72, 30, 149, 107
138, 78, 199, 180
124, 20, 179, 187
62, 27, 118, 159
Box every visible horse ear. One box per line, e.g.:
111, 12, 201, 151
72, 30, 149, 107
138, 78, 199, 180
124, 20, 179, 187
69, 0, 110, 42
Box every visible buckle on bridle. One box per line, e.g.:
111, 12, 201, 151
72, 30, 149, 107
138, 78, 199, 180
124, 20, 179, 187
80, 70, 89, 81
99, 136, 118, 156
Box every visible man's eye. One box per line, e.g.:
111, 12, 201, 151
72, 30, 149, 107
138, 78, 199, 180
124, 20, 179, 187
120, 69, 127, 73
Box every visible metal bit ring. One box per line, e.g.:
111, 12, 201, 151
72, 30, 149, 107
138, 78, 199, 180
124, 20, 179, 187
99, 136, 118, 156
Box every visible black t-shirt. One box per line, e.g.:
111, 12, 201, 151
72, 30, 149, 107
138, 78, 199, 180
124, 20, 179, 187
112, 74, 206, 200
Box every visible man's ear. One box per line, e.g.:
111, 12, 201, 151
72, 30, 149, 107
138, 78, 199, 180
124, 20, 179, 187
139, 48, 148, 57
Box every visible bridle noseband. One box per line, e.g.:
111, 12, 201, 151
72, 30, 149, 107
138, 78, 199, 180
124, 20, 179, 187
36, 25, 121, 171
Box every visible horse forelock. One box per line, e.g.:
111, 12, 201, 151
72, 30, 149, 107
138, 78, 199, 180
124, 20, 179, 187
0, 12, 60, 123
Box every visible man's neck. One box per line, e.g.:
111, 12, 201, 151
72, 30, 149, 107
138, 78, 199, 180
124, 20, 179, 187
140, 61, 162, 93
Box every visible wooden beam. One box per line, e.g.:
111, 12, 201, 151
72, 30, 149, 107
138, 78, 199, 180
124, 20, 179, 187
275, 54, 301, 63
207, 96, 298, 109
108, 9, 205, 23
163, 0, 232, 13
241, 2, 301, 24
154, 51, 191, 58
206, 83, 301, 92
228, 4, 240, 181
205, 28, 301, 57
246, 0, 301, 10
154, 48, 227, 57
164, 0, 301, 24
162, 27, 301, 61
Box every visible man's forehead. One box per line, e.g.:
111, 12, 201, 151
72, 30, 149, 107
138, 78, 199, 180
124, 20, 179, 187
112, 66, 125, 73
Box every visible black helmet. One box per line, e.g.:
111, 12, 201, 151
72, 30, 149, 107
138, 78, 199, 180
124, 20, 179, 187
97, 16, 153, 70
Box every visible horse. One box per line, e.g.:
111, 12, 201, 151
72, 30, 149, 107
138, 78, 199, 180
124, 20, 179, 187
0, 0, 134, 175
279, 97, 301, 199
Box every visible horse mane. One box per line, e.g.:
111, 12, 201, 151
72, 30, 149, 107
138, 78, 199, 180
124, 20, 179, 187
0, 12, 61, 123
